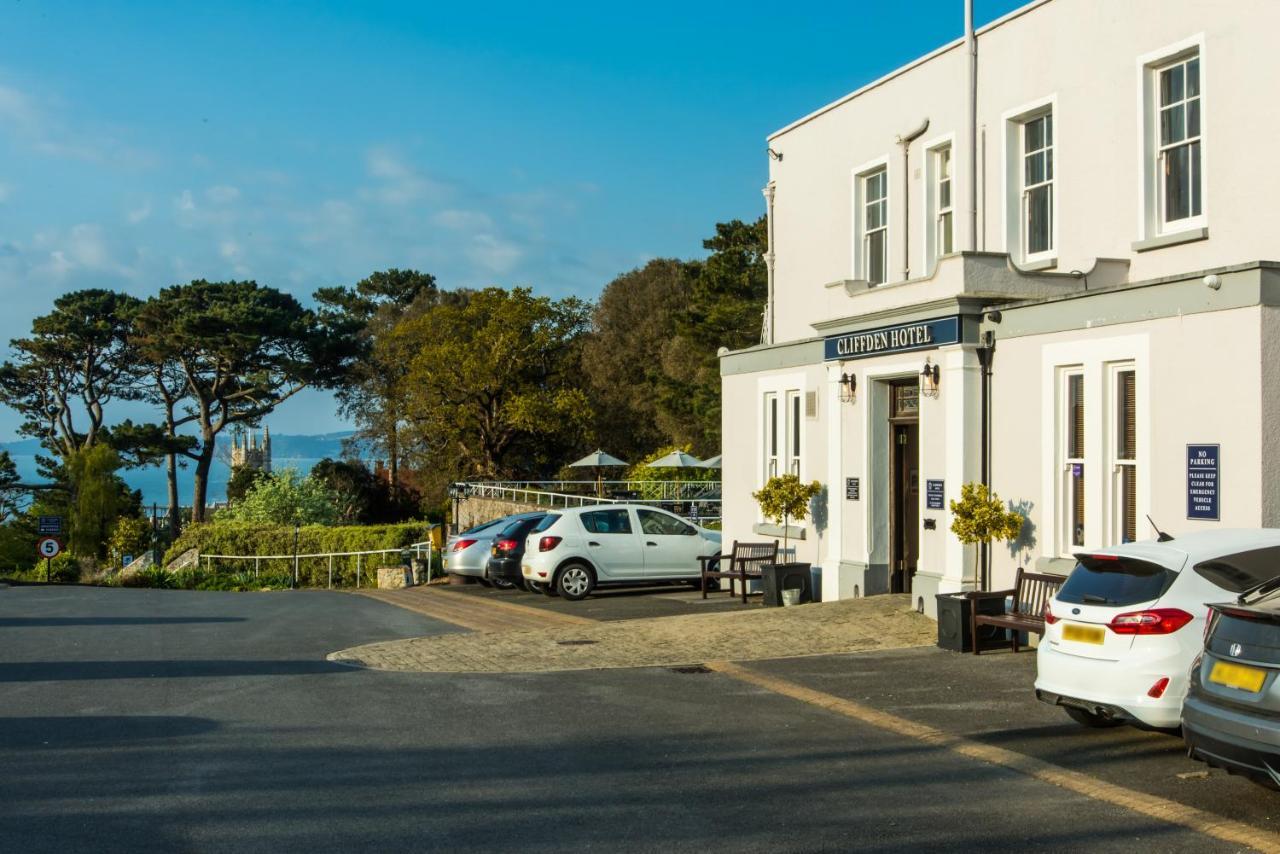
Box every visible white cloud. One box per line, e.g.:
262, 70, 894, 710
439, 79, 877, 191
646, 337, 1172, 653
219, 239, 241, 260
175, 190, 196, 212
432, 209, 493, 230
466, 234, 522, 274
127, 201, 152, 224
0, 183, 10, 203
363, 146, 447, 206
206, 185, 241, 204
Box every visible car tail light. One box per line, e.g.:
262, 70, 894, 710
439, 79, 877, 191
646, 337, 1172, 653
1043, 603, 1058, 625
539, 536, 562, 552
1204, 607, 1217, 643
451, 539, 476, 552
1108, 608, 1194, 635
1147, 677, 1171, 698
495, 539, 519, 553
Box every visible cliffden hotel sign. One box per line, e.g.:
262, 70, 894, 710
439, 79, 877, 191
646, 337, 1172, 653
824, 316, 961, 361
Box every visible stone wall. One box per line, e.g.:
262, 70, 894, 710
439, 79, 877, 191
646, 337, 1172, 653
455, 496, 544, 531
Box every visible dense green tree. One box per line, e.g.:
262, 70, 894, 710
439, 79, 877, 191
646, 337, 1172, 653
218, 468, 340, 526
395, 287, 592, 481
581, 259, 692, 460
225, 465, 267, 504
133, 280, 357, 522
657, 217, 768, 454
316, 269, 467, 494
309, 457, 421, 524
66, 444, 135, 559
0, 289, 143, 466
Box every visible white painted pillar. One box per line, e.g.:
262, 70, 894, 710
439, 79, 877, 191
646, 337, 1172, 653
822, 361, 845, 602
938, 344, 982, 594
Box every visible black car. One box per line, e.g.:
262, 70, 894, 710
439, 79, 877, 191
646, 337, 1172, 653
485, 513, 548, 591
1183, 577, 1280, 789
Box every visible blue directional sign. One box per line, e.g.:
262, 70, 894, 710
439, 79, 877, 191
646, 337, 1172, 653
1187, 444, 1220, 521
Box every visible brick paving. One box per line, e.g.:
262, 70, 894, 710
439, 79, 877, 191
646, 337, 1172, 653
330, 593, 936, 673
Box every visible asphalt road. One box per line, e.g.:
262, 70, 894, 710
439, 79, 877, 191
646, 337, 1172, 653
0, 585, 1262, 852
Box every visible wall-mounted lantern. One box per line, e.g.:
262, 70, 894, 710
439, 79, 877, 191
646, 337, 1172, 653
921, 358, 941, 398
839, 371, 857, 404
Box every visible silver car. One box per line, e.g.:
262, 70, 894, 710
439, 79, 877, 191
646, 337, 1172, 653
444, 513, 542, 588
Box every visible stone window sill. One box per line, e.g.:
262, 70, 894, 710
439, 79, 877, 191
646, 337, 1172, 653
1131, 226, 1208, 253
752, 523, 806, 540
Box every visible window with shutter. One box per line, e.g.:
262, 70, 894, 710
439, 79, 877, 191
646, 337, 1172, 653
1062, 371, 1086, 552
1115, 368, 1137, 544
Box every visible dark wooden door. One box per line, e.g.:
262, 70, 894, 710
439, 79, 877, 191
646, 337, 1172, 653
891, 422, 919, 594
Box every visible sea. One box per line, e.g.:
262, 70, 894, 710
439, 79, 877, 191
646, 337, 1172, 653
3, 432, 352, 508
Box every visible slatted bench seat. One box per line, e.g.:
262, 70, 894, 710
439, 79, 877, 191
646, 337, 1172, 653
970, 567, 1066, 655
699, 540, 779, 604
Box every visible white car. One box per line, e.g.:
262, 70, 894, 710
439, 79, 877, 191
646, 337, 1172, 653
521, 504, 722, 600
1036, 529, 1280, 730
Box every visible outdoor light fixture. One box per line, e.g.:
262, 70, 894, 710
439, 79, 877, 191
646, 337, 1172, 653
839, 371, 857, 404
921, 358, 941, 398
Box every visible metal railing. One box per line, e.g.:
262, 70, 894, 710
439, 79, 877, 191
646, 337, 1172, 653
454, 481, 721, 524
198, 540, 435, 589
468, 479, 720, 501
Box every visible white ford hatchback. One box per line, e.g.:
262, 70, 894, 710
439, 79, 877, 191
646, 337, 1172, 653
1036, 529, 1280, 730
521, 505, 722, 600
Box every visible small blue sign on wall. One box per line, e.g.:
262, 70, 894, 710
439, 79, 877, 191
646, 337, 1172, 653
1187, 444, 1220, 521
926, 479, 945, 511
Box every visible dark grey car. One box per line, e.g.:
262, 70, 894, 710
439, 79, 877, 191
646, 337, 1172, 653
1183, 584, 1280, 789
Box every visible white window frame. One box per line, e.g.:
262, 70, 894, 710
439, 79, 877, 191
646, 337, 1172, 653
1001, 95, 1058, 269
1058, 368, 1086, 557
786, 389, 802, 476
1107, 362, 1138, 546
1136, 34, 1207, 242
851, 156, 890, 285
921, 133, 956, 275
1040, 335, 1150, 560
764, 392, 779, 480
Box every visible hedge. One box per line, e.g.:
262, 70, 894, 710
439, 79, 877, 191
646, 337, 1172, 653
164, 521, 436, 588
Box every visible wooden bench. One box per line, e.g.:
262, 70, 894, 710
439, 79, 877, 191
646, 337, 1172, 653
699, 541, 779, 604
969, 567, 1066, 655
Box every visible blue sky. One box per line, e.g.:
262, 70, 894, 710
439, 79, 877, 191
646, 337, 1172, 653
0, 0, 1026, 440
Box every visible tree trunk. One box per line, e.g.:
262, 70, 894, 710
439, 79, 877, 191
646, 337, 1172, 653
190, 438, 216, 524
166, 451, 180, 539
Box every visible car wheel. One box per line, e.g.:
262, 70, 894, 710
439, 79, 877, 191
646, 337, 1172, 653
524, 580, 543, 594
555, 563, 595, 601
476, 578, 493, 588
541, 583, 559, 597
491, 578, 516, 590
1064, 707, 1124, 728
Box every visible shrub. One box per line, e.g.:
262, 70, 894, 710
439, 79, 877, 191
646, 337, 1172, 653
109, 516, 153, 564
163, 521, 434, 588
217, 468, 340, 526
753, 474, 822, 557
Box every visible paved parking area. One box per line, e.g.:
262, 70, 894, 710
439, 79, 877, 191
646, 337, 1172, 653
440, 577, 756, 621
3, 584, 1278, 852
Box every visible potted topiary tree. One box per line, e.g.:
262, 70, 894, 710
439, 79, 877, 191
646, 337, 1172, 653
753, 474, 822, 605
949, 481, 1025, 589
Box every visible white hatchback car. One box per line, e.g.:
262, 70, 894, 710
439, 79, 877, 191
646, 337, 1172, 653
1036, 529, 1280, 730
521, 505, 722, 600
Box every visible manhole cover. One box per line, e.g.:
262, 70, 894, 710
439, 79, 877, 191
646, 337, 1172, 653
556, 639, 598, 646
669, 666, 712, 674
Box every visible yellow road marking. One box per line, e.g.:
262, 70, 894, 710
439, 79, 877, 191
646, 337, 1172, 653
356, 587, 593, 632
707, 660, 1280, 853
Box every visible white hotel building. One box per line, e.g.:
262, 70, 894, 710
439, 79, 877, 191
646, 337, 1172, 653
719, 0, 1280, 616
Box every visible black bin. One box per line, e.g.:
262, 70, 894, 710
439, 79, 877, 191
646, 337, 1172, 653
762, 563, 813, 607
936, 592, 1007, 652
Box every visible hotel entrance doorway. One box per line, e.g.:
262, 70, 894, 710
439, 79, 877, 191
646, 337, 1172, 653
889, 382, 919, 594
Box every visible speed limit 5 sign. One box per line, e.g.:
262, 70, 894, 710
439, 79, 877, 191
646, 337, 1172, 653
37, 537, 62, 559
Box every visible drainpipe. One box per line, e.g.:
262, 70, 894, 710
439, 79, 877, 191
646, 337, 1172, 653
762, 182, 776, 345
895, 119, 930, 281
965, 0, 978, 251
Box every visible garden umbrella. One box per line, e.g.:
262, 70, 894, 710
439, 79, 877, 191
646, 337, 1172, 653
698, 455, 722, 469
646, 450, 703, 469
568, 449, 628, 496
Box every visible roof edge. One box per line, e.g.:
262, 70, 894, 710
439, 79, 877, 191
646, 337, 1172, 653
768, 0, 1054, 142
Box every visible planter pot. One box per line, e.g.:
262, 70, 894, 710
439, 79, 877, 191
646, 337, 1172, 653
762, 562, 813, 607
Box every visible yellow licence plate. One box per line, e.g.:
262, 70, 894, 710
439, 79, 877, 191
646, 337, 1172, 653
1209, 660, 1267, 693
1062, 624, 1105, 645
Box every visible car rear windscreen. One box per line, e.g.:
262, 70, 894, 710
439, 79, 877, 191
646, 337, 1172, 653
1056, 555, 1178, 607
1193, 545, 1280, 593
460, 518, 508, 537
531, 514, 560, 533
